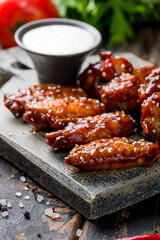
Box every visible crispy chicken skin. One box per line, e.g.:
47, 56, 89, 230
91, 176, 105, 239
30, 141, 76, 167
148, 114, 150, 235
46, 112, 135, 150
138, 68, 160, 105
78, 51, 133, 96
141, 92, 160, 141
100, 74, 140, 113
23, 97, 106, 130
65, 138, 160, 170
4, 84, 87, 118
132, 66, 157, 85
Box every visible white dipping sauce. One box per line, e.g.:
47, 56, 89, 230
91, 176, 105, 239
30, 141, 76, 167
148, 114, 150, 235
22, 25, 93, 55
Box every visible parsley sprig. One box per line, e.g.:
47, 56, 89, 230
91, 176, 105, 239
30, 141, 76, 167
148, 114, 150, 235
54, 0, 160, 46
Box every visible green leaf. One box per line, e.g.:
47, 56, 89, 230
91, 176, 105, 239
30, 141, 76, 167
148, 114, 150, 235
108, 5, 133, 45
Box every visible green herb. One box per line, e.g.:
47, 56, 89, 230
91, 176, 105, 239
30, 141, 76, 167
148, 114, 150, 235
54, 0, 160, 46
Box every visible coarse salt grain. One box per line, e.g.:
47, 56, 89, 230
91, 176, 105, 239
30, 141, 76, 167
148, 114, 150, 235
20, 176, 26, 182
45, 208, 54, 217
24, 196, 30, 200
76, 229, 82, 237
2, 211, 8, 218
15, 192, 22, 197
24, 186, 29, 191
51, 213, 60, 219
7, 202, 12, 208
19, 202, 24, 208
37, 195, 44, 203
0, 199, 7, 206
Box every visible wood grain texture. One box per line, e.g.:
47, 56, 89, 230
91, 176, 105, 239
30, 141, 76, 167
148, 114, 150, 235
80, 194, 160, 239
0, 47, 159, 220
0, 156, 82, 240
0, 44, 160, 239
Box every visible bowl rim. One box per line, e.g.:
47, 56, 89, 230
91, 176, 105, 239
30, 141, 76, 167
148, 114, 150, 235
15, 18, 102, 57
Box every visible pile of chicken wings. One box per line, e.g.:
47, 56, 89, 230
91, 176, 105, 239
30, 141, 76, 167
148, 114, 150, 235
4, 51, 160, 171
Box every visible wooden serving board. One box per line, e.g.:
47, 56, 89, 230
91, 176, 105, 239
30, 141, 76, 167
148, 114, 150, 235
0, 47, 160, 220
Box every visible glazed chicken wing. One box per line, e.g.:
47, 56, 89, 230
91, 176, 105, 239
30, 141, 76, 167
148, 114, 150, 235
65, 138, 160, 170
138, 68, 160, 105
78, 51, 133, 96
78, 64, 101, 97
100, 74, 140, 113
23, 97, 105, 130
46, 111, 135, 150
4, 84, 87, 117
141, 92, 160, 141
132, 66, 157, 85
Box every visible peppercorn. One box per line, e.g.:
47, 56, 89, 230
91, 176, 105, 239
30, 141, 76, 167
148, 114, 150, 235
24, 211, 30, 219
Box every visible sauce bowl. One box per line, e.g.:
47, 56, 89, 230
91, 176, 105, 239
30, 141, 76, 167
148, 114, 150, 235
15, 18, 102, 85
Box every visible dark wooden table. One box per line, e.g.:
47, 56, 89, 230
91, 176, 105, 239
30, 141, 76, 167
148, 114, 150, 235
1, 28, 160, 239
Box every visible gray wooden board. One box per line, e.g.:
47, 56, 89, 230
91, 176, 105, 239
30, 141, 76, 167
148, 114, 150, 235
0, 48, 159, 220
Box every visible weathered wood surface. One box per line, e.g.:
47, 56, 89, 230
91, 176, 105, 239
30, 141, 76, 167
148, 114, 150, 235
1, 47, 158, 220
1, 155, 160, 240
80, 193, 160, 240
0, 156, 83, 240
1, 46, 160, 238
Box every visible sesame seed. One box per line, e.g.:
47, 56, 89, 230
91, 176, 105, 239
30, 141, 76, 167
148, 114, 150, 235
102, 72, 106, 77
87, 69, 92, 74
56, 136, 61, 140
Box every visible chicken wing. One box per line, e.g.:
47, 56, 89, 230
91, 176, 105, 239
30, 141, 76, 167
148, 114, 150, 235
46, 111, 135, 150
138, 68, 160, 105
78, 51, 133, 96
100, 74, 140, 113
23, 97, 106, 130
132, 66, 157, 85
141, 92, 160, 141
4, 84, 87, 117
65, 138, 160, 170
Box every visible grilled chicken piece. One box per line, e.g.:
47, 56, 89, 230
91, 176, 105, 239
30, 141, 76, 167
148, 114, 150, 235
132, 66, 157, 85
78, 51, 133, 96
23, 97, 105, 130
65, 138, 160, 170
138, 68, 160, 105
46, 111, 135, 150
4, 84, 87, 117
141, 92, 160, 141
100, 74, 140, 113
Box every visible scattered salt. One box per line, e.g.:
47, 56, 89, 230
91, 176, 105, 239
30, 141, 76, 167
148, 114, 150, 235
15, 192, 22, 197
45, 208, 54, 217
20, 176, 26, 182
2, 211, 8, 218
7, 202, 12, 208
0, 199, 7, 206
24, 196, 30, 200
76, 229, 82, 237
19, 202, 24, 208
37, 195, 44, 203
50, 213, 60, 219
24, 186, 29, 191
